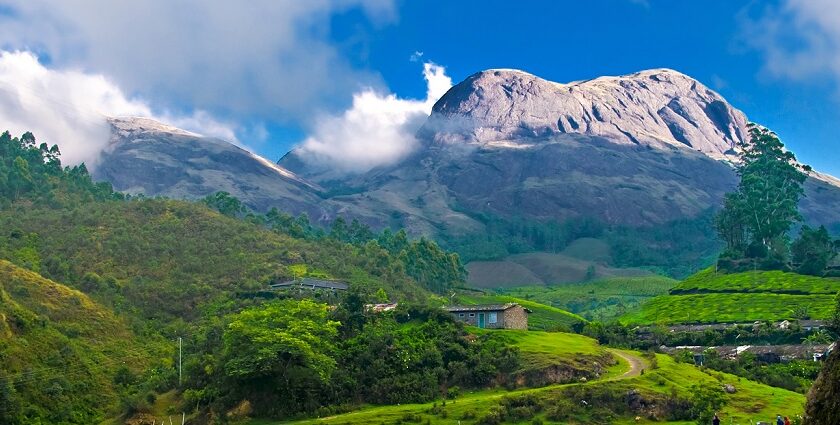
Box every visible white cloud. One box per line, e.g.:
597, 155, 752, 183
297, 63, 452, 172
0, 1, 396, 123
0, 50, 236, 168
744, 0, 840, 86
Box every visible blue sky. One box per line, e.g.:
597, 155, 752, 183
326, 0, 840, 175
0, 0, 839, 175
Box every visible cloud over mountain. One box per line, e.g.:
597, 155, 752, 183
0, 51, 235, 168
295, 63, 452, 172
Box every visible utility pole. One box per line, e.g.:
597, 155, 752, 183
178, 337, 182, 386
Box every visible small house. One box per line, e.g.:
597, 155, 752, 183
444, 303, 531, 329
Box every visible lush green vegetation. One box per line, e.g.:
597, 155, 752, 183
283, 353, 805, 425
714, 125, 840, 279
673, 349, 823, 394
498, 276, 677, 321
674, 268, 840, 295
183, 302, 522, 419
0, 260, 169, 424
0, 130, 470, 423
626, 268, 840, 325
447, 211, 721, 279
624, 293, 834, 324
453, 293, 586, 331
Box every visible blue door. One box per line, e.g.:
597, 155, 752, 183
478, 313, 485, 328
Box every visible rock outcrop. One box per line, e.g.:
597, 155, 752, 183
421, 68, 747, 160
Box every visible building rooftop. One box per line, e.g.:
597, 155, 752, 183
269, 278, 348, 291
444, 303, 530, 313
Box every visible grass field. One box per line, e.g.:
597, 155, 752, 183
622, 293, 836, 324
498, 275, 677, 321
674, 268, 840, 294
280, 351, 804, 425
624, 268, 840, 325
481, 329, 606, 371
454, 293, 586, 330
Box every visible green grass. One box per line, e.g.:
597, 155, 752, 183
498, 275, 678, 321
0, 260, 165, 422
674, 268, 840, 294
454, 294, 586, 330
280, 352, 804, 425
623, 292, 836, 324
481, 329, 605, 370
624, 268, 840, 325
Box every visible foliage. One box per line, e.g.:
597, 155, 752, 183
689, 382, 727, 424
715, 125, 809, 263
0, 131, 121, 208
0, 131, 467, 421
792, 225, 836, 276
626, 268, 840, 325
221, 300, 339, 416
830, 291, 840, 336
289, 354, 806, 425
687, 350, 823, 394
185, 300, 522, 417
445, 211, 721, 279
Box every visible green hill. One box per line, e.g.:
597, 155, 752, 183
499, 276, 677, 321
623, 268, 840, 325
282, 346, 804, 425
0, 260, 164, 423
0, 130, 466, 423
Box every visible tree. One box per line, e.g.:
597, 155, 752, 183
689, 382, 727, 425
792, 225, 835, 275
202, 191, 246, 217
222, 300, 339, 415
715, 125, 809, 261
830, 291, 840, 338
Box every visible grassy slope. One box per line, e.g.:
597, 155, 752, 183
454, 294, 586, 330
281, 347, 804, 425
499, 275, 677, 321
674, 268, 840, 294
0, 198, 435, 422
624, 268, 840, 325
0, 260, 162, 422
481, 330, 605, 371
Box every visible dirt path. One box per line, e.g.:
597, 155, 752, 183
608, 349, 645, 378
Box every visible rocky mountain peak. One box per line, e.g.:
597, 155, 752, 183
423, 68, 748, 159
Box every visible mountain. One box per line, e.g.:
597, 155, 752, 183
93, 117, 326, 218
93, 69, 840, 278
282, 68, 840, 229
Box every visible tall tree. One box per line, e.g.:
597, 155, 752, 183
715, 125, 809, 259
792, 225, 835, 275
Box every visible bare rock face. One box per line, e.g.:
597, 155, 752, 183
95, 117, 326, 218
422, 68, 747, 160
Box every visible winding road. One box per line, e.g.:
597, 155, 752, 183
608, 349, 645, 378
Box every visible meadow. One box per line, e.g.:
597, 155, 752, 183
623, 268, 840, 325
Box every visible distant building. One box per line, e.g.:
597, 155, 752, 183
444, 303, 531, 329
269, 278, 348, 292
